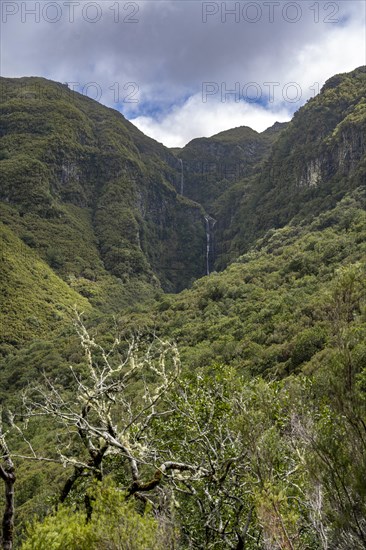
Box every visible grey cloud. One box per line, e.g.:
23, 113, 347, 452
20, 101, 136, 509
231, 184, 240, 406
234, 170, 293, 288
1, 0, 364, 133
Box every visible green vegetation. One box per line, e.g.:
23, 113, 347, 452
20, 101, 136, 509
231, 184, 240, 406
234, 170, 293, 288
0, 221, 90, 354
0, 75, 206, 306
174, 122, 285, 214
211, 67, 366, 267
0, 67, 366, 548
148, 190, 366, 376
21, 482, 173, 550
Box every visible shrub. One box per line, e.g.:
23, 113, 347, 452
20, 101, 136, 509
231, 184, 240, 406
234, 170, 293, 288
21, 483, 173, 550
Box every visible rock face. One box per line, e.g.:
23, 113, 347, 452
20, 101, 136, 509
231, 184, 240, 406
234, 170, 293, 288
207, 66, 366, 268
271, 67, 365, 193
299, 159, 322, 188
298, 123, 365, 189
0, 76, 205, 295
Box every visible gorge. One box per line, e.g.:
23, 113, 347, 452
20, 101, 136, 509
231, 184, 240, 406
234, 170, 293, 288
0, 66, 366, 550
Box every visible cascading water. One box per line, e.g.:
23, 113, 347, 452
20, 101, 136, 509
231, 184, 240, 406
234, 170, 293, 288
204, 215, 216, 276
178, 158, 184, 195
204, 216, 210, 275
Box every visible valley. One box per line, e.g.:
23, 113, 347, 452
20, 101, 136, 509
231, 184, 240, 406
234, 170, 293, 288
0, 66, 365, 549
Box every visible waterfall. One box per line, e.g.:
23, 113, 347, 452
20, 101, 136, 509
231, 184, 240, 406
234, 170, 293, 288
204, 215, 216, 276
204, 216, 210, 275
178, 158, 184, 195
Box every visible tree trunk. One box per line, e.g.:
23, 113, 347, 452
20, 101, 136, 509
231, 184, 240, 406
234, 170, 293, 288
0, 459, 16, 550
0, 419, 16, 550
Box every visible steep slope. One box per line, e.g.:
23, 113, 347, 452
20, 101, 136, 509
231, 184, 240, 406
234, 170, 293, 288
170, 122, 288, 274
214, 66, 366, 267
172, 122, 287, 212
0, 221, 90, 355
0, 77, 207, 306
171, 67, 365, 271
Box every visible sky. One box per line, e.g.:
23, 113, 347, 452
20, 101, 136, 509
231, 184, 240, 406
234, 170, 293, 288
1, 0, 365, 146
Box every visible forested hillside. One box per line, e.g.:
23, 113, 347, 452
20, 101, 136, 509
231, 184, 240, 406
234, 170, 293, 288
0, 76, 206, 303
169, 68, 365, 272
0, 67, 365, 549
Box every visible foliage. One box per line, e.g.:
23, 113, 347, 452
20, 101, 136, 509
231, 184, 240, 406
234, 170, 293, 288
209, 67, 366, 268
143, 190, 366, 378
0, 222, 90, 354
21, 482, 172, 550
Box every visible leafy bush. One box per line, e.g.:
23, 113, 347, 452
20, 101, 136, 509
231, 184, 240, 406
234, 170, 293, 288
21, 483, 172, 550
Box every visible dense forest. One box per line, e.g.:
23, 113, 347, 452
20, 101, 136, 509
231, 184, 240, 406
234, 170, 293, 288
0, 66, 365, 549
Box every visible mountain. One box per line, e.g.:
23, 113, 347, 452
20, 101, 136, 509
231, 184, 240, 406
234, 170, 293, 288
171, 122, 287, 211
1, 68, 366, 549
0, 76, 211, 353
171, 121, 288, 271
170, 68, 365, 273
1, 68, 365, 357
0, 76, 207, 304
212, 66, 366, 267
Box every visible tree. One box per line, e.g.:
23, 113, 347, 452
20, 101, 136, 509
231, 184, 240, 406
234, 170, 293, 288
325, 262, 365, 391
19, 314, 207, 515
153, 365, 253, 549
0, 411, 16, 550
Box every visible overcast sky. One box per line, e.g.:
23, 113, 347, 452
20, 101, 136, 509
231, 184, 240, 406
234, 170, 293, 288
1, 0, 365, 146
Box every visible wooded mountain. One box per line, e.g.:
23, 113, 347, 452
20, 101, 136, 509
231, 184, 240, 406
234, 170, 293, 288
0, 76, 206, 301
0, 66, 365, 549
177, 67, 365, 269
1, 67, 364, 355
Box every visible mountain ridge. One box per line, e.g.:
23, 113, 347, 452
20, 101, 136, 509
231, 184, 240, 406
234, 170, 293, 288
0, 67, 365, 357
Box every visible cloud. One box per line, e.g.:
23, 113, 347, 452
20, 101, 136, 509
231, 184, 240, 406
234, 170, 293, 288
131, 93, 291, 147
1, 0, 365, 145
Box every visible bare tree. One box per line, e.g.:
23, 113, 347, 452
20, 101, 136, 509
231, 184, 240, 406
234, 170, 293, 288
18, 314, 207, 510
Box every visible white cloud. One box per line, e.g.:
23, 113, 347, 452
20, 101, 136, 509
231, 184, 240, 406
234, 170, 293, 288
131, 5, 366, 147
131, 94, 291, 147
285, 18, 366, 103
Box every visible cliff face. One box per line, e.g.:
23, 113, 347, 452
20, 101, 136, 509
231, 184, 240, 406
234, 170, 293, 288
0, 77, 206, 300
172, 124, 286, 212
209, 67, 366, 268
169, 123, 288, 271
297, 125, 364, 188
269, 68, 366, 193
